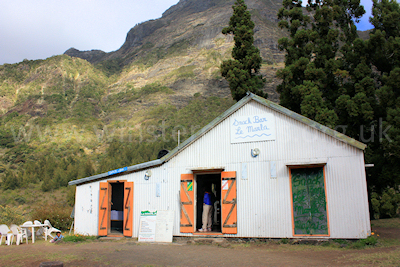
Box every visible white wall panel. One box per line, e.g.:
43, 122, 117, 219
75, 182, 99, 235
74, 100, 370, 239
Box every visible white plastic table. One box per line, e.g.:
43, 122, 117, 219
20, 224, 48, 243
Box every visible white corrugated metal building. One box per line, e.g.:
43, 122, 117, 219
69, 93, 371, 239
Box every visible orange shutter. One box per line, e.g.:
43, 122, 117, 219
123, 182, 134, 237
221, 171, 237, 234
180, 174, 194, 233
98, 182, 109, 236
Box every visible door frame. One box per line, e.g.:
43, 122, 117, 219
194, 171, 222, 231
98, 180, 129, 236
289, 165, 330, 237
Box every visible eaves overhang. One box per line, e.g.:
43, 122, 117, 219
68, 159, 163, 186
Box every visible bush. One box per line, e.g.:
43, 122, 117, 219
363, 235, 378, 246
66, 185, 76, 207
0, 205, 27, 225
371, 188, 400, 219
1, 170, 21, 190
31, 202, 73, 231
350, 236, 378, 249
15, 196, 26, 204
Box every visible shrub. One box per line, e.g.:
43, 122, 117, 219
1, 170, 21, 190
349, 236, 378, 249
66, 185, 76, 207
31, 202, 73, 231
280, 238, 289, 244
15, 196, 26, 204
363, 235, 378, 246
0, 205, 27, 225
371, 188, 400, 219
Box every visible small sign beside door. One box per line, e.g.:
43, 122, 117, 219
187, 181, 193, 191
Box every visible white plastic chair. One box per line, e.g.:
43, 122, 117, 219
44, 220, 61, 239
0, 224, 13, 245
22, 221, 33, 238
10, 224, 28, 245
34, 220, 45, 237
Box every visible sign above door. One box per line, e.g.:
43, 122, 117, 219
230, 114, 276, 143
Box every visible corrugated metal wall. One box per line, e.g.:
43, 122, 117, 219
74, 100, 370, 238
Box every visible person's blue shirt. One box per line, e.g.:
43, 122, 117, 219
54, 233, 64, 241
203, 192, 212, 205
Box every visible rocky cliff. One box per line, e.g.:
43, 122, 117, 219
64, 0, 286, 103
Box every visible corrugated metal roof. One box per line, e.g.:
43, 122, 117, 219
69, 93, 366, 186
68, 159, 163, 185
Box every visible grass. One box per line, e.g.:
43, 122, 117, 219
339, 247, 400, 266
63, 234, 98, 243
169, 65, 197, 79
45, 252, 80, 262
379, 237, 400, 247
371, 218, 400, 229
0, 223, 399, 267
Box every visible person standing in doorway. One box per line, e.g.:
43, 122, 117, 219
199, 184, 213, 232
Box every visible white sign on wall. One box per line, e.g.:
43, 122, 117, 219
138, 210, 157, 242
155, 210, 174, 243
231, 114, 276, 143
138, 210, 175, 243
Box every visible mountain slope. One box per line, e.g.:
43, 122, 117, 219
0, 0, 286, 197
66, 0, 285, 65
65, 0, 287, 103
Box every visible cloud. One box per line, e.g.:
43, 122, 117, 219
0, 0, 376, 65
0, 0, 179, 65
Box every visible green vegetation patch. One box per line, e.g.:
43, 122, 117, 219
168, 65, 197, 79
63, 234, 97, 243
140, 83, 174, 95
371, 218, 400, 229
0, 204, 26, 225
95, 58, 124, 77
134, 39, 191, 68
166, 39, 191, 57
134, 46, 167, 67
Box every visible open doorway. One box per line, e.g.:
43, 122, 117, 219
98, 181, 134, 237
110, 182, 124, 235
196, 173, 222, 233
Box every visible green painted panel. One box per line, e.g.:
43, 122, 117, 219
187, 182, 193, 191
291, 167, 328, 235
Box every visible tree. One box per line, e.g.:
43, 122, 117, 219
221, 0, 267, 101
277, 0, 366, 127
277, 0, 400, 194
368, 0, 400, 191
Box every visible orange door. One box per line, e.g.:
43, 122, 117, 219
180, 174, 194, 233
98, 182, 110, 236
123, 182, 134, 237
221, 171, 237, 234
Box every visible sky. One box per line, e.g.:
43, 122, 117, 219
1, 0, 374, 66
0, 0, 179, 65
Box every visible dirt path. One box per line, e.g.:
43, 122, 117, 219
1, 237, 399, 267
